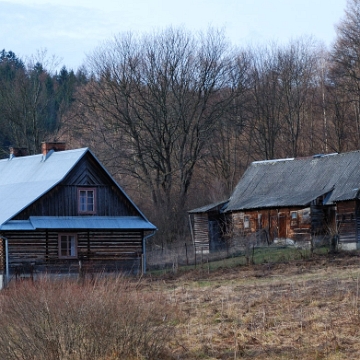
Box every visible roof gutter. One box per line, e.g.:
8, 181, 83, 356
0, 235, 9, 288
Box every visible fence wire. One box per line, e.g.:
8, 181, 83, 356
146, 236, 330, 272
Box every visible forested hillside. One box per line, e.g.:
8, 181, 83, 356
2, 0, 360, 242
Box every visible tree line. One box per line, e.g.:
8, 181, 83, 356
1, 0, 360, 241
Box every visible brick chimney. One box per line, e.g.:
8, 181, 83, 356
9, 147, 28, 159
41, 142, 66, 156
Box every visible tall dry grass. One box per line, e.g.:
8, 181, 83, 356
0, 276, 177, 360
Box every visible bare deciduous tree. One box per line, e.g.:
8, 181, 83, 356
75, 28, 242, 238
331, 0, 360, 147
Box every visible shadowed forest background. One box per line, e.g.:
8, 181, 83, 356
1, 0, 360, 243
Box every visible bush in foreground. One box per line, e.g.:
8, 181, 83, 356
0, 276, 176, 360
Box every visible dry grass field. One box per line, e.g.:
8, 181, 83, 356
1, 252, 360, 359
146, 252, 360, 359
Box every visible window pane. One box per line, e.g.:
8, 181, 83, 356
78, 189, 95, 213
59, 235, 77, 258
61, 235, 68, 256
244, 216, 250, 228
69, 236, 76, 256
79, 191, 86, 211
87, 191, 94, 211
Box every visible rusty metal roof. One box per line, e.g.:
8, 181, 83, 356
225, 151, 360, 212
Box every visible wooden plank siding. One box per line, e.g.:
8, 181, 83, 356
14, 155, 138, 220
0, 151, 154, 276
193, 214, 210, 253
230, 207, 314, 243
1, 230, 143, 273
336, 201, 357, 247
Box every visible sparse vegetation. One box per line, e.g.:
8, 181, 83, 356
161, 252, 360, 359
1, 252, 360, 359
0, 276, 177, 360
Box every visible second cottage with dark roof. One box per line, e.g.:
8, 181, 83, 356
189, 151, 360, 252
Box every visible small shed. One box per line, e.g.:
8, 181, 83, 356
188, 201, 228, 253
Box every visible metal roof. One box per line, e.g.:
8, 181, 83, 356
0, 148, 155, 230
0, 216, 157, 231
225, 151, 360, 212
0, 148, 87, 226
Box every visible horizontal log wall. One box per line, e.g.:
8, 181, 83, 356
231, 207, 313, 243
1, 230, 143, 273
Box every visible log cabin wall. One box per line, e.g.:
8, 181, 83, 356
1, 230, 143, 273
336, 200, 357, 249
290, 207, 312, 242
230, 207, 313, 243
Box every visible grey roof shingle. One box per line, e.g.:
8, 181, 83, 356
188, 200, 228, 214
225, 151, 360, 212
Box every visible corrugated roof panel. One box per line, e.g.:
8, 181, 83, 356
0, 220, 34, 230
0, 148, 87, 225
0, 148, 155, 230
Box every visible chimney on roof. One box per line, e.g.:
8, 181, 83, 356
9, 147, 28, 159
41, 142, 66, 156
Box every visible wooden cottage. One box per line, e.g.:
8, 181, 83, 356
0, 143, 156, 285
189, 151, 360, 251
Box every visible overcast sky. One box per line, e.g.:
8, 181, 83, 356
1, 0, 348, 72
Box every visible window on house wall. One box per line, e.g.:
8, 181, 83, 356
78, 188, 96, 214
258, 213, 262, 229
290, 211, 298, 227
244, 216, 250, 229
58, 234, 77, 258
